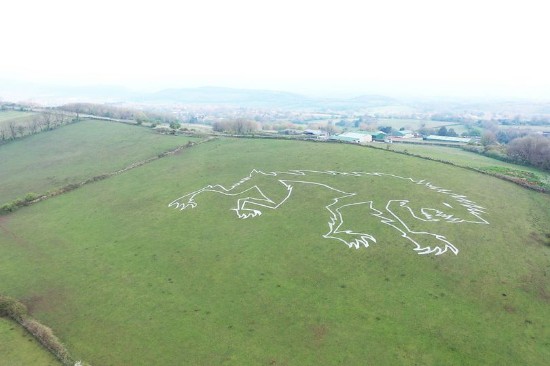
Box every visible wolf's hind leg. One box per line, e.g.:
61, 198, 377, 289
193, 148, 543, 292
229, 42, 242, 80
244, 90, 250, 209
324, 200, 381, 249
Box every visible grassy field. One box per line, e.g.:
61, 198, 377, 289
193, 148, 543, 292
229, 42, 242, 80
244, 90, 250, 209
0, 119, 197, 205
384, 143, 550, 187
376, 118, 457, 130
0, 110, 36, 127
1, 136, 549, 365
0, 318, 60, 365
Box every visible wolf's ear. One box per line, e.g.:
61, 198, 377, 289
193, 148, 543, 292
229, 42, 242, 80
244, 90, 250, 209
249, 169, 273, 176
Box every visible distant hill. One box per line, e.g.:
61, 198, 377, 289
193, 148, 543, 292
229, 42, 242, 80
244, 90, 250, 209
138, 86, 315, 108
135, 87, 414, 111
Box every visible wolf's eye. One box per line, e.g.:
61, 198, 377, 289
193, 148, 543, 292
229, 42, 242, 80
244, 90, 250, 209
420, 208, 446, 221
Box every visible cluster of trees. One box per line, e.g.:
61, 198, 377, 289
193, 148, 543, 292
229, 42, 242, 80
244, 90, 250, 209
506, 135, 550, 171
212, 119, 259, 134
0, 111, 70, 141
59, 103, 182, 125
436, 126, 458, 137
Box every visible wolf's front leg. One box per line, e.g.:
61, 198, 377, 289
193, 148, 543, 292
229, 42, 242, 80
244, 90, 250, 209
168, 185, 216, 210
232, 197, 276, 219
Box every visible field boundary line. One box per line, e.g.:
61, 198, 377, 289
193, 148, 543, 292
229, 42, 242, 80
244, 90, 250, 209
0, 294, 88, 365
0, 137, 215, 215
362, 143, 550, 194
219, 135, 550, 194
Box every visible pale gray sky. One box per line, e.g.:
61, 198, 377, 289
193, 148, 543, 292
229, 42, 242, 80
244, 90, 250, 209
1, 0, 549, 98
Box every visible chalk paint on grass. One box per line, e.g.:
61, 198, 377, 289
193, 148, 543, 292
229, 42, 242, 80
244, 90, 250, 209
169, 170, 489, 255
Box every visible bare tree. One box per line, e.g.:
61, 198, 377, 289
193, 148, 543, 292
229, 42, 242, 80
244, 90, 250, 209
507, 135, 550, 170
16, 124, 26, 138
29, 117, 41, 134
480, 131, 497, 149
53, 110, 66, 126
41, 111, 53, 130
7, 121, 17, 139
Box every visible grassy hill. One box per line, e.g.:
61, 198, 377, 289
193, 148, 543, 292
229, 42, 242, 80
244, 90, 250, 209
0, 119, 196, 206
1, 135, 549, 365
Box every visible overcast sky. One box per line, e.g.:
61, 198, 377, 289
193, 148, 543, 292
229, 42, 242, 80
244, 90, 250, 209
1, 0, 549, 98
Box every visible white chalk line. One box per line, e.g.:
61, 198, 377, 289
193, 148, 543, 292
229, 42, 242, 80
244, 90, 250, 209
168, 170, 489, 255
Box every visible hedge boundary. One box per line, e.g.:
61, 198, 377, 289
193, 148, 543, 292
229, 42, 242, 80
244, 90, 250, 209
1, 137, 214, 215
0, 294, 89, 365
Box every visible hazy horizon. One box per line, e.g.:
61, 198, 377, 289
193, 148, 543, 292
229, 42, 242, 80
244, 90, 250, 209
2, 0, 549, 101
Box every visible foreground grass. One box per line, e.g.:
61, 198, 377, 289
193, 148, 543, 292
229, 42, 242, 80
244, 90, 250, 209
0, 137, 549, 365
0, 119, 196, 205
0, 318, 60, 365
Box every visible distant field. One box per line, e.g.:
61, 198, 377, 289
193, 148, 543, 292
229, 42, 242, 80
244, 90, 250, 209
385, 143, 550, 186
0, 110, 36, 127
500, 124, 550, 132
0, 318, 59, 365
0, 119, 197, 205
376, 118, 465, 130
1, 136, 549, 365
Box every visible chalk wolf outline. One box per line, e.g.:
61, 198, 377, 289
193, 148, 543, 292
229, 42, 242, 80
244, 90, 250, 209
168, 170, 489, 255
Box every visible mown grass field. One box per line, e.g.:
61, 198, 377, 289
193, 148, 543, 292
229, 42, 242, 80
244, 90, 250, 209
384, 143, 550, 187
0, 318, 59, 365
0, 110, 36, 128
0, 119, 196, 205
1, 135, 549, 365
376, 118, 459, 130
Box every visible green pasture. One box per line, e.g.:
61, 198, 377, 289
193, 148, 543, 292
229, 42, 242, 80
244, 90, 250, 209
0, 318, 59, 365
0, 119, 196, 205
0, 137, 549, 365
376, 118, 457, 130
384, 143, 550, 186
500, 123, 550, 132
0, 110, 36, 127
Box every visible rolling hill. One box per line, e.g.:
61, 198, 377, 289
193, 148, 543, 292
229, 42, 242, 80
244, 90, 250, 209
0, 125, 549, 365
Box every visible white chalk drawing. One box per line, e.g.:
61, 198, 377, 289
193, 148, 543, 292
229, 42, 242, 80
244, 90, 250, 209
168, 170, 489, 255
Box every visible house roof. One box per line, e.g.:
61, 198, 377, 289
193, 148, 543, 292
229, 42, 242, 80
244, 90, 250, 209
425, 135, 471, 143
304, 129, 326, 135
330, 135, 359, 142
363, 130, 386, 136
338, 132, 371, 139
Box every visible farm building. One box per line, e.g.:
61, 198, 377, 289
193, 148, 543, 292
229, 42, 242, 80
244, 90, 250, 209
303, 129, 328, 139
330, 132, 373, 143
424, 135, 471, 143
363, 130, 387, 141
392, 129, 414, 138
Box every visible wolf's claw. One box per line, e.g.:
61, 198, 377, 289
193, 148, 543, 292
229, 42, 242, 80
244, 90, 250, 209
169, 200, 197, 210
233, 209, 262, 219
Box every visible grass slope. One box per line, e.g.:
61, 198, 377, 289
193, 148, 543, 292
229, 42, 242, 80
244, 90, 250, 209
385, 143, 550, 187
0, 138, 549, 365
0, 317, 60, 365
0, 119, 196, 205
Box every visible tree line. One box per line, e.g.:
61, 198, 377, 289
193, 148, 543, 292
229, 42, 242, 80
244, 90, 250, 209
58, 103, 183, 125
0, 110, 71, 142
506, 135, 550, 171
212, 119, 260, 134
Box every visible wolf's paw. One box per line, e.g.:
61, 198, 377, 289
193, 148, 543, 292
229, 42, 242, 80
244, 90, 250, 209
346, 234, 376, 249
168, 199, 197, 210
414, 242, 459, 255
233, 208, 262, 219
327, 232, 376, 249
